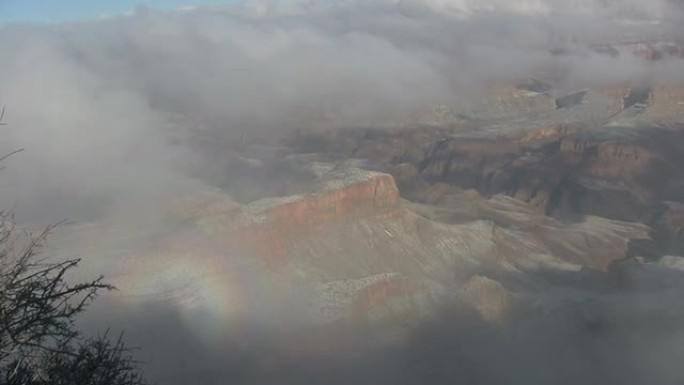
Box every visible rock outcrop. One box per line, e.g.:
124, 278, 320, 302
296, 112, 684, 225
60, 153, 654, 341
460, 275, 515, 324
229, 168, 402, 268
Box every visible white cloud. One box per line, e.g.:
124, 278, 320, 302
0, 0, 680, 223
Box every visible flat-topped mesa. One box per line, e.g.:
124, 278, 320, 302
231, 168, 403, 267
241, 167, 401, 228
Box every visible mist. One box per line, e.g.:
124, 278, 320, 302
0, 0, 682, 220
1, 0, 684, 384
74, 264, 684, 385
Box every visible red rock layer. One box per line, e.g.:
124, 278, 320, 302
232, 172, 402, 268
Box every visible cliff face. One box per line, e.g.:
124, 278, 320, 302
558, 138, 656, 178
285, 69, 683, 224
471, 81, 680, 124
247, 170, 400, 228
230, 169, 402, 268
175, 168, 439, 326
297, 100, 684, 223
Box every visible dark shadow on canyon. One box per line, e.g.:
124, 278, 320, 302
80, 264, 684, 385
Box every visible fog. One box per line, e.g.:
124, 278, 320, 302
76, 265, 684, 385
1, 0, 684, 384
0, 0, 682, 220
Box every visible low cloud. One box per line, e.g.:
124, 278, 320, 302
0, 0, 682, 223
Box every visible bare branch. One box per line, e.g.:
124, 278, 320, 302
0, 214, 147, 384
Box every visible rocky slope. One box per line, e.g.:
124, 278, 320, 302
49, 37, 684, 384
61, 158, 651, 339
60, 157, 657, 385
287, 84, 684, 251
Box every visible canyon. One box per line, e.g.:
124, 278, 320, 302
43, 34, 684, 384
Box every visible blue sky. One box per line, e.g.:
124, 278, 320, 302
0, 0, 239, 24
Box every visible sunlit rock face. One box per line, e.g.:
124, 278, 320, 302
74, 169, 648, 325
60, 155, 652, 353
61, 168, 435, 339
229, 169, 401, 268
